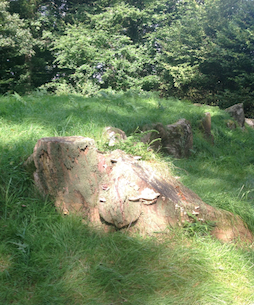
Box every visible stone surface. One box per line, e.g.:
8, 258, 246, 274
225, 103, 245, 127
142, 119, 193, 158
26, 136, 253, 243
226, 120, 237, 130
200, 112, 214, 145
103, 126, 127, 146
32, 136, 101, 219
245, 118, 254, 128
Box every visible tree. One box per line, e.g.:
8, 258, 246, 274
45, 0, 177, 94
0, 1, 36, 93
201, 0, 254, 111
0, 0, 58, 94
1, 0, 253, 114
156, 0, 254, 114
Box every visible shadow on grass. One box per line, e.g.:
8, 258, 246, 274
0, 205, 247, 305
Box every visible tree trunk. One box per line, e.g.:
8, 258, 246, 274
25, 136, 253, 243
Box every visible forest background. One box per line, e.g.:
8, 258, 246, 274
1, 0, 254, 115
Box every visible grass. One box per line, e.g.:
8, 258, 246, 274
0, 90, 254, 304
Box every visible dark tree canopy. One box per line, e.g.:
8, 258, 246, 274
1, 0, 254, 114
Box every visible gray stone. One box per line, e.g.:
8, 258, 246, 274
142, 119, 193, 158
225, 103, 245, 127
226, 120, 237, 130
103, 127, 127, 146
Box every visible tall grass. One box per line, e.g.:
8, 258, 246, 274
0, 91, 254, 304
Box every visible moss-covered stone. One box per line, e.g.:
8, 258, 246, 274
142, 119, 193, 158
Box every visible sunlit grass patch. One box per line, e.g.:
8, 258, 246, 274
0, 252, 11, 274
51, 231, 254, 304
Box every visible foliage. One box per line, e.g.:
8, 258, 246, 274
101, 127, 162, 160
0, 1, 35, 93
46, 1, 174, 95
183, 213, 216, 237
1, 0, 254, 114
0, 0, 57, 94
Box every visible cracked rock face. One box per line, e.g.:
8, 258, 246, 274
32, 137, 101, 218
98, 158, 162, 228
98, 161, 142, 228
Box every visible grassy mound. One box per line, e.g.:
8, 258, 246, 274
0, 91, 254, 304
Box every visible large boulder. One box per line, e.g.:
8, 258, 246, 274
225, 103, 245, 128
25, 136, 253, 243
142, 119, 193, 158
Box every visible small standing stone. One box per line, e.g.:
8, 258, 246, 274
142, 119, 193, 158
225, 103, 245, 128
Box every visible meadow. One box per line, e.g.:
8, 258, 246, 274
0, 90, 254, 304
